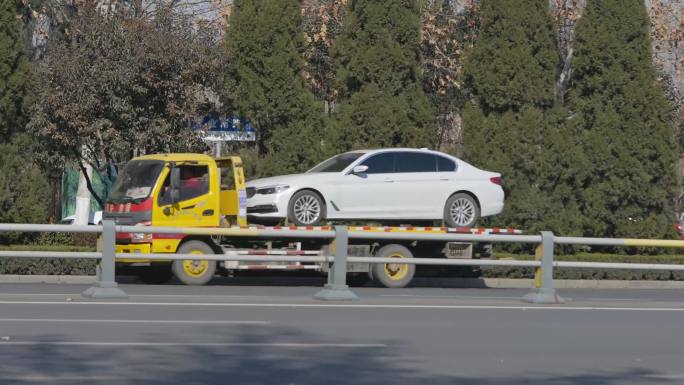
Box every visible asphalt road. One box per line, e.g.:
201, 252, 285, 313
0, 282, 683, 385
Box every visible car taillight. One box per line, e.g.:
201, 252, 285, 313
490, 176, 502, 186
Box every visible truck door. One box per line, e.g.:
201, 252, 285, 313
154, 162, 220, 229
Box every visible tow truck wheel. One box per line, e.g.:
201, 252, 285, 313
371, 244, 415, 288
172, 240, 217, 285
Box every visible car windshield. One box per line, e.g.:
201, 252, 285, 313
108, 160, 165, 203
308, 153, 364, 173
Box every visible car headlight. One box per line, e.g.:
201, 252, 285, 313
256, 184, 290, 195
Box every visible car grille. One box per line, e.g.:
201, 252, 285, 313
246, 187, 256, 198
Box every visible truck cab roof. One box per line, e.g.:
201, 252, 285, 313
134, 153, 217, 163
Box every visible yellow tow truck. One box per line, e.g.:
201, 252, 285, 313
104, 153, 249, 284
104, 153, 506, 286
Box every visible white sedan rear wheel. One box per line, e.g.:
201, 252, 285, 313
444, 193, 480, 228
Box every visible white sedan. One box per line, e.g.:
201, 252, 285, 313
245, 148, 504, 227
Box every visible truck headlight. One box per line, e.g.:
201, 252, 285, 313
131, 221, 152, 243
256, 185, 290, 195
131, 232, 152, 243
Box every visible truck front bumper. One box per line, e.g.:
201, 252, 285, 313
116, 243, 155, 263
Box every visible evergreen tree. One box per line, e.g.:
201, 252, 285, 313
568, 0, 678, 239
0, 134, 50, 244
225, 0, 324, 176
420, 0, 480, 152
462, 0, 560, 232
330, 0, 434, 151
0, 0, 32, 141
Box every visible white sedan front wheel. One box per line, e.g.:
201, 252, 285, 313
444, 193, 480, 228
288, 190, 326, 226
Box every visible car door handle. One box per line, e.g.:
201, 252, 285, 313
440, 178, 450, 181
384, 179, 395, 183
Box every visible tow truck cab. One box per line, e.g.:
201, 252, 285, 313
103, 154, 247, 257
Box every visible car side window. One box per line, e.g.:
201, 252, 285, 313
360, 153, 395, 174
395, 153, 437, 173
158, 165, 210, 205
437, 156, 456, 172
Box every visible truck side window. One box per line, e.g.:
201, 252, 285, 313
220, 167, 235, 190
158, 165, 210, 205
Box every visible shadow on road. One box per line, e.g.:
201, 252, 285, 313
0, 325, 675, 385
117, 271, 492, 289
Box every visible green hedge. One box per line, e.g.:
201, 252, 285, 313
481, 252, 684, 281
0, 245, 97, 275
2, 245, 684, 280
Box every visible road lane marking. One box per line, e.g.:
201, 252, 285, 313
0, 293, 674, 301
0, 318, 270, 325
381, 294, 665, 302
646, 374, 684, 380
0, 341, 386, 348
0, 293, 276, 298
1, 301, 684, 311
380, 294, 523, 300
0, 375, 116, 382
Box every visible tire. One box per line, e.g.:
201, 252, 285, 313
444, 193, 480, 228
139, 264, 173, 284
172, 240, 217, 285
370, 244, 415, 288
288, 190, 326, 226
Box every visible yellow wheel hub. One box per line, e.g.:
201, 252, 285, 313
182, 250, 209, 277
383, 253, 409, 281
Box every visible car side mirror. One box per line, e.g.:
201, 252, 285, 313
351, 165, 368, 174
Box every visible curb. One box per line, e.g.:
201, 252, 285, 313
0, 275, 95, 284
469, 278, 684, 289
1, 275, 684, 289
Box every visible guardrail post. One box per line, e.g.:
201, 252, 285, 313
313, 225, 359, 301
522, 231, 564, 304
82, 220, 128, 299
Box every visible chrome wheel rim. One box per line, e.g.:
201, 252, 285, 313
450, 198, 475, 226
293, 195, 321, 224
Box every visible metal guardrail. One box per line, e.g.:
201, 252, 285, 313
1, 221, 684, 303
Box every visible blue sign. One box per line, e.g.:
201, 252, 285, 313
193, 116, 256, 142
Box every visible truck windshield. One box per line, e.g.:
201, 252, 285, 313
108, 160, 165, 203
308, 152, 363, 173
